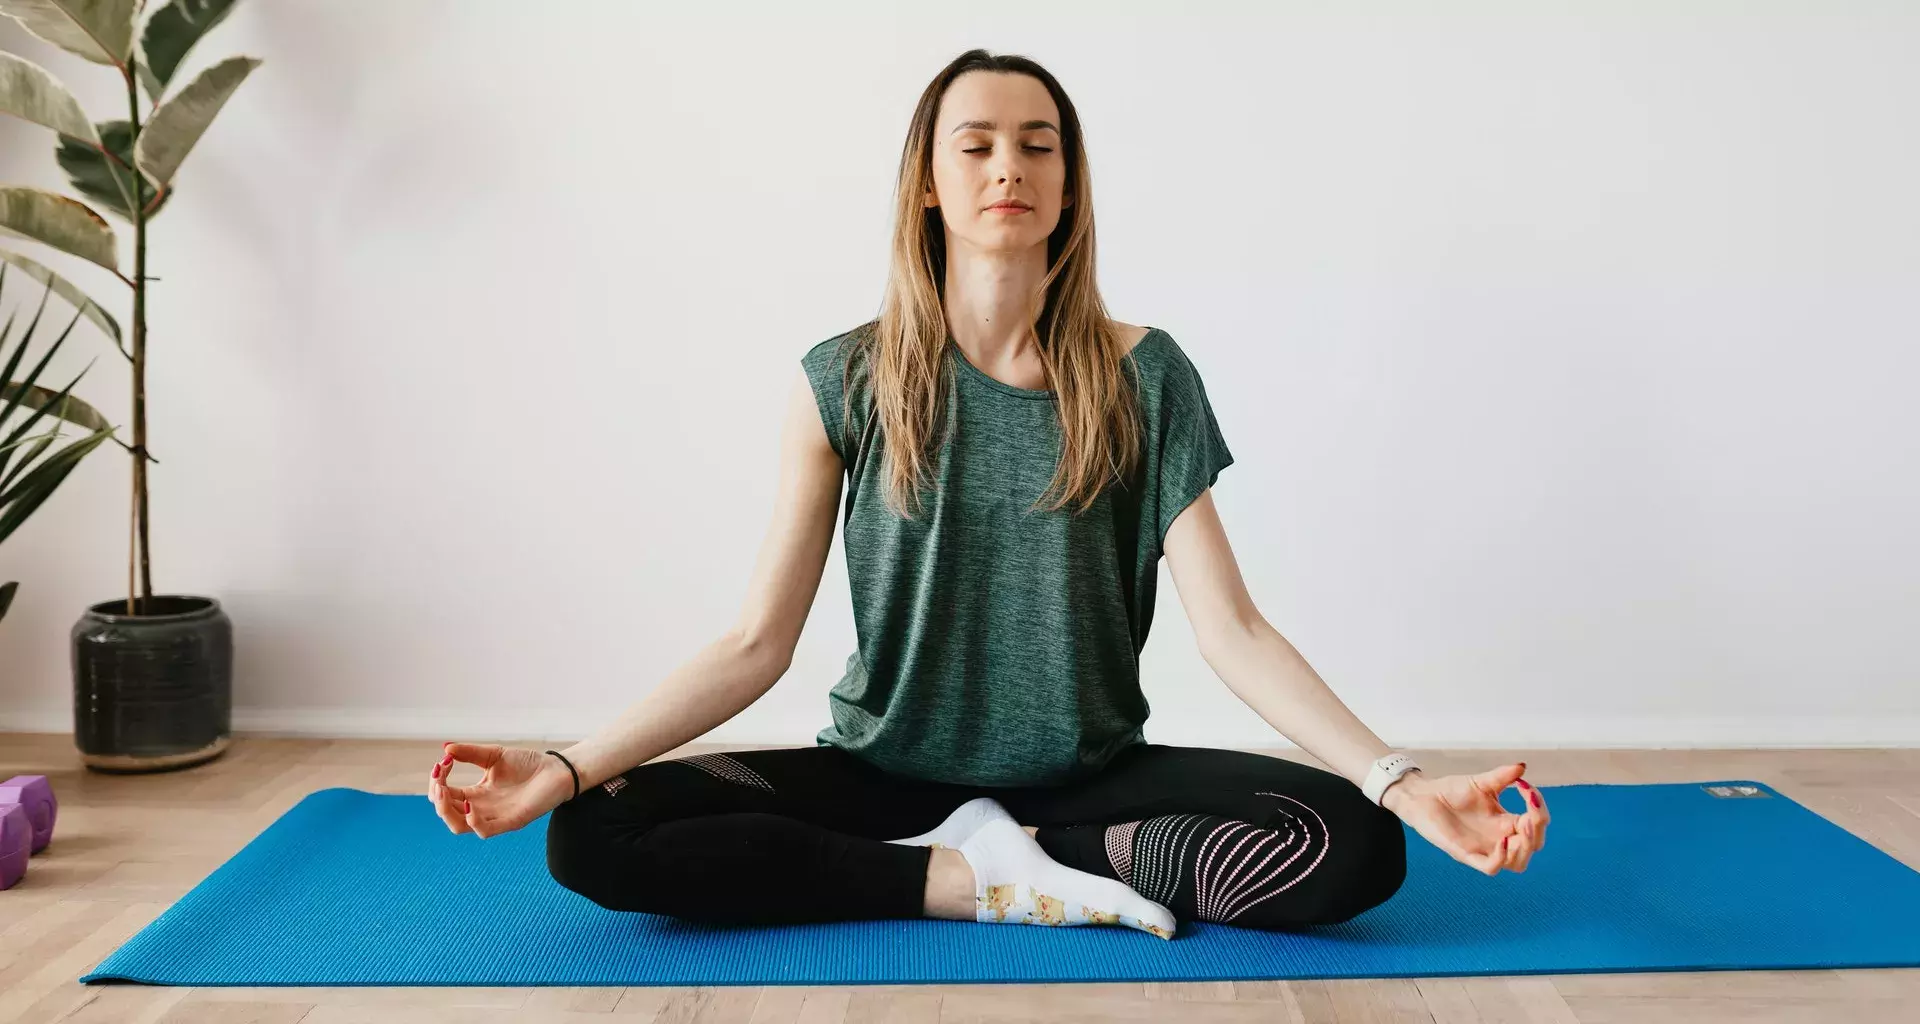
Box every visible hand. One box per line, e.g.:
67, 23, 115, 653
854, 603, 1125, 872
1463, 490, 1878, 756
1381, 761, 1549, 876
426, 742, 575, 839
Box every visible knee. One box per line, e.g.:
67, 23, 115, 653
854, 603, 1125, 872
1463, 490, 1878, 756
544, 795, 661, 912
1304, 801, 1407, 926
543, 798, 605, 903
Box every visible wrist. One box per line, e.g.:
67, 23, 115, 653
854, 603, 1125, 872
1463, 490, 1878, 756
1380, 769, 1425, 815
540, 751, 580, 802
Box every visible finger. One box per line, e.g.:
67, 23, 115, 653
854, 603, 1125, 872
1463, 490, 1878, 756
1479, 760, 1527, 795
467, 799, 500, 839
431, 769, 473, 829
428, 776, 469, 834
445, 742, 503, 770
1506, 825, 1532, 872
1484, 835, 1510, 876
1516, 778, 1550, 848
1518, 824, 1539, 870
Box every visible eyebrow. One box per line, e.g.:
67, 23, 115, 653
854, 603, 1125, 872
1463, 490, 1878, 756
949, 119, 1060, 135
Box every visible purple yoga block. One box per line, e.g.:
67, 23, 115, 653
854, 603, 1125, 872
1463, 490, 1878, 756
0, 774, 56, 854
0, 804, 28, 890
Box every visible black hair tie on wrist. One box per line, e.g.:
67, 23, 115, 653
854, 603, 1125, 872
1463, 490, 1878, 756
545, 749, 580, 801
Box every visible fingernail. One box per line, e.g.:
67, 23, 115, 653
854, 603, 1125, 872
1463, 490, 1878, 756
1517, 779, 1531, 789
1529, 791, 1542, 808
431, 764, 440, 778
1518, 762, 1527, 772
463, 800, 471, 813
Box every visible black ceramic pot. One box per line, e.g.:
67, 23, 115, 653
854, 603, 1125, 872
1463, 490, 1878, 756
72, 595, 233, 773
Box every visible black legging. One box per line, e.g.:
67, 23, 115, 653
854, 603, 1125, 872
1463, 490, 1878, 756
544, 742, 1407, 931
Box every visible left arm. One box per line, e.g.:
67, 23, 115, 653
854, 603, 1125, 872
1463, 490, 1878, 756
1159, 490, 1420, 812
1161, 490, 1551, 875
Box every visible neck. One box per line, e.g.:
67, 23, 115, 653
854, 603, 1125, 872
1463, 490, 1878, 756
943, 238, 1050, 363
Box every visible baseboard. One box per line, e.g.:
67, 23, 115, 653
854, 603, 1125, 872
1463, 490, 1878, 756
1, 706, 1917, 748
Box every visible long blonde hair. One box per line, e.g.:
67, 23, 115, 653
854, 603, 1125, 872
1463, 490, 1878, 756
830, 49, 1144, 521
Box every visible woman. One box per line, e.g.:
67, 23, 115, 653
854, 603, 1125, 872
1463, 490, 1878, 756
426, 49, 1550, 938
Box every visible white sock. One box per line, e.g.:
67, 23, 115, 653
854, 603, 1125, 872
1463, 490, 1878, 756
884, 796, 1014, 850
955, 817, 1177, 940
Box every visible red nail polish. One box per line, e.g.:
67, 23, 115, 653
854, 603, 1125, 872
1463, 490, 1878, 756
463, 800, 471, 813
1529, 791, 1542, 808
432, 765, 440, 778
1517, 779, 1531, 788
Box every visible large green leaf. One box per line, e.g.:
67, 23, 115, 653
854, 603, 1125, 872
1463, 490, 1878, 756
134, 54, 258, 186
136, 0, 238, 98
0, 0, 137, 66
0, 265, 112, 536
0, 285, 87, 484
55, 119, 166, 221
0, 429, 72, 455
0, 381, 109, 432
0, 424, 114, 541
0, 187, 117, 271
0, 248, 121, 350
0, 51, 99, 142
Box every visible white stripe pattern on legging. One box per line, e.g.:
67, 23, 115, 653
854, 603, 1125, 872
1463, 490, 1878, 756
666, 752, 776, 794
1105, 791, 1333, 924
1197, 792, 1331, 923
1125, 813, 1209, 907
1104, 819, 1139, 886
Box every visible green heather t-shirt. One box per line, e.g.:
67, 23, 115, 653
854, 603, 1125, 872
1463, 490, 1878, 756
801, 324, 1234, 787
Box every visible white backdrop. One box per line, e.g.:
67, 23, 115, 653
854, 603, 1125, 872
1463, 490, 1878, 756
2, 1, 1915, 750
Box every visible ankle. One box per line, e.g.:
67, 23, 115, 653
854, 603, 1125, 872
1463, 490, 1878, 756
922, 847, 978, 920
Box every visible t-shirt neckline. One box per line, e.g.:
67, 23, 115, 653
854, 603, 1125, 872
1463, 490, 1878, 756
949, 327, 1164, 400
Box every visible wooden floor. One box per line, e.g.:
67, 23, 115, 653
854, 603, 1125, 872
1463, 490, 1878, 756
2, 736, 1917, 1024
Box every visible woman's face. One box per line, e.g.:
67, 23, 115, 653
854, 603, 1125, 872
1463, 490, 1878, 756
925, 70, 1071, 254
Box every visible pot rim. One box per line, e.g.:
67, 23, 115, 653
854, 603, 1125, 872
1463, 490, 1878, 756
81, 594, 223, 622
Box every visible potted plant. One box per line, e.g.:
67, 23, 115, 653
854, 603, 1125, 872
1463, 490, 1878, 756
1, 264, 119, 625
0, 0, 260, 772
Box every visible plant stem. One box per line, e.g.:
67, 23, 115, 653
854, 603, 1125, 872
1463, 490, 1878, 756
125, 65, 152, 613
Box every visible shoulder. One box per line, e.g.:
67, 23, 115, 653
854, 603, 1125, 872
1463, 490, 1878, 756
801, 324, 879, 404
1112, 320, 1154, 355
1111, 320, 1206, 396
802, 324, 870, 373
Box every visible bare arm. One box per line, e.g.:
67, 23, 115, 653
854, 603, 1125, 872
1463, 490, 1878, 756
540, 366, 844, 795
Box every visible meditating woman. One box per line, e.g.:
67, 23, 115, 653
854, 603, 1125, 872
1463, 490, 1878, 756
426, 49, 1550, 938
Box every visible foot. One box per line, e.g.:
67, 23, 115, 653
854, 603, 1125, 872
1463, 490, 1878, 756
957, 817, 1176, 940
886, 796, 1016, 850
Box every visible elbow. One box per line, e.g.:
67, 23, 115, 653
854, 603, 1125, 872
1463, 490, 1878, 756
1198, 611, 1266, 666
729, 626, 794, 676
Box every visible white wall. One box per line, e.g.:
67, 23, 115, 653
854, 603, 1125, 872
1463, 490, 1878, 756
2, 1, 1915, 750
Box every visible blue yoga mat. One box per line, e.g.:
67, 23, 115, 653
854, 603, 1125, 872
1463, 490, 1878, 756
81, 779, 1920, 986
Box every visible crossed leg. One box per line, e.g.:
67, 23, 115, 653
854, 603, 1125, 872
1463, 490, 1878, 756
997, 743, 1409, 930
544, 742, 1405, 931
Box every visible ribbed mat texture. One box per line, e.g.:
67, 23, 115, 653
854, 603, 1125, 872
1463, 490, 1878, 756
81, 779, 1920, 986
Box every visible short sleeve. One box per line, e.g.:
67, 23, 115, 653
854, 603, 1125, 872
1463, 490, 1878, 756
800, 334, 855, 462
1146, 341, 1234, 554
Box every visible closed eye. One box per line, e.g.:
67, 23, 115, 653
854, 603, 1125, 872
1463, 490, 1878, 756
962, 146, 1054, 154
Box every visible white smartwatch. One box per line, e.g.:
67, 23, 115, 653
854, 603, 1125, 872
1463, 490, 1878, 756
1361, 751, 1423, 806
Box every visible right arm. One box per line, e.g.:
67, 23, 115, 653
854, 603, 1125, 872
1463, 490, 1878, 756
539, 365, 845, 797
